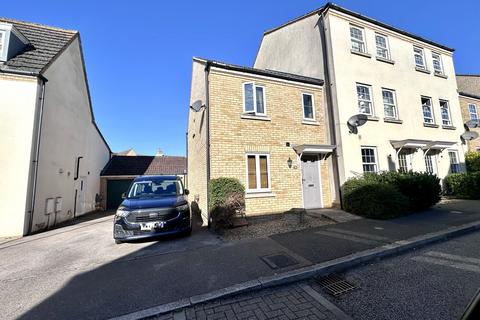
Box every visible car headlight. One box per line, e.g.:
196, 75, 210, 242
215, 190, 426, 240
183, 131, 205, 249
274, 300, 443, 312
176, 203, 189, 212
115, 207, 130, 220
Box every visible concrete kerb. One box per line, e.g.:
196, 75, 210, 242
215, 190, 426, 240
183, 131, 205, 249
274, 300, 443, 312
109, 220, 480, 320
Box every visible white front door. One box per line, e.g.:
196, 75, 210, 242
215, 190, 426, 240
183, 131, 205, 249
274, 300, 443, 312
301, 155, 323, 209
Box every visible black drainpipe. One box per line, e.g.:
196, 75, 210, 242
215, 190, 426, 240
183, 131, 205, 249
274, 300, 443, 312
28, 75, 48, 234
205, 62, 212, 224
319, 12, 343, 208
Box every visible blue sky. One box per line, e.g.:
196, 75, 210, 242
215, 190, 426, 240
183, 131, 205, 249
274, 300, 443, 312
4, 0, 479, 156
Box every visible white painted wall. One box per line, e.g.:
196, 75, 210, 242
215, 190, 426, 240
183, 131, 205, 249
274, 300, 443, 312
30, 37, 110, 233
326, 11, 465, 182
0, 74, 38, 237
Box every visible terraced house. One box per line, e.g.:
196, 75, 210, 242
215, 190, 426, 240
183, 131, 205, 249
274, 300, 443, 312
457, 75, 480, 152
255, 3, 467, 202
187, 3, 471, 222
188, 59, 335, 222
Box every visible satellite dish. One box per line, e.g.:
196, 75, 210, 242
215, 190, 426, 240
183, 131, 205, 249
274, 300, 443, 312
190, 100, 204, 112
347, 114, 368, 134
461, 131, 479, 141
464, 119, 480, 129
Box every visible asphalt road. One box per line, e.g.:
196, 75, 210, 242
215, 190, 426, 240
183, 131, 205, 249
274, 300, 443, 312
317, 231, 480, 320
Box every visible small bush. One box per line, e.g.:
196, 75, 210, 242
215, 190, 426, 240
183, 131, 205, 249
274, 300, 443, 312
444, 172, 480, 199
208, 178, 245, 231
343, 183, 409, 219
466, 151, 480, 173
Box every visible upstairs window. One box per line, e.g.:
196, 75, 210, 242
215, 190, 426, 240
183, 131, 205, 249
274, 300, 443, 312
469, 103, 478, 121
440, 100, 452, 126
432, 53, 444, 75
448, 150, 460, 173
361, 147, 378, 172
375, 34, 390, 60
302, 93, 315, 120
421, 96, 434, 124
356, 83, 373, 115
0, 31, 4, 56
246, 154, 270, 192
243, 82, 266, 115
382, 88, 397, 119
414, 47, 426, 70
350, 26, 366, 53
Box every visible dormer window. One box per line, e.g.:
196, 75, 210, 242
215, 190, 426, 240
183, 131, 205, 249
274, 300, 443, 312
0, 30, 5, 57
0, 22, 30, 62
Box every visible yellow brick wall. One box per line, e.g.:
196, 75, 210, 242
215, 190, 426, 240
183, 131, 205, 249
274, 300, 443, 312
208, 69, 331, 215
459, 95, 480, 152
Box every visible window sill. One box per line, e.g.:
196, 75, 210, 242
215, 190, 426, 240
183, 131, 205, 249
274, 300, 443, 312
376, 57, 395, 65
245, 192, 276, 199
302, 120, 320, 126
367, 116, 380, 121
415, 67, 431, 74
241, 114, 271, 121
442, 125, 456, 130
384, 118, 403, 124
434, 73, 448, 79
350, 49, 372, 59
423, 123, 439, 128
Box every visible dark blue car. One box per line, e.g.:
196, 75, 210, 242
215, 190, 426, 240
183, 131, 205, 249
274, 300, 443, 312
113, 175, 191, 243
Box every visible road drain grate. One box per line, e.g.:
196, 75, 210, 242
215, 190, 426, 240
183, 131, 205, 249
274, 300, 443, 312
315, 274, 357, 296
261, 252, 298, 269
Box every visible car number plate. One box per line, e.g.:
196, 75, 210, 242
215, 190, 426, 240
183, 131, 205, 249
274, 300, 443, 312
140, 222, 156, 231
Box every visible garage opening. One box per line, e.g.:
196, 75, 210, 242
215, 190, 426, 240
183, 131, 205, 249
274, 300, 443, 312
106, 179, 133, 210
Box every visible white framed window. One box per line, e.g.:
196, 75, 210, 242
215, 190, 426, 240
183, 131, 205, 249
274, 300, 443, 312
424, 154, 437, 174
469, 103, 478, 121
448, 150, 460, 173
361, 147, 378, 172
414, 47, 426, 70
0, 30, 5, 57
246, 153, 271, 192
421, 96, 434, 124
243, 82, 266, 115
382, 88, 397, 119
375, 34, 390, 60
350, 26, 366, 53
440, 100, 452, 126
397, 152, 410, 173
302, 93, 315, 120
356, 83, 373, 115
432, 53, 444, 75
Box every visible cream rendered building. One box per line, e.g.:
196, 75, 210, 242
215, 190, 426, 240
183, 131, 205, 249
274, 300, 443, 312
255, 3, 466, 203
0, 19, 110, 237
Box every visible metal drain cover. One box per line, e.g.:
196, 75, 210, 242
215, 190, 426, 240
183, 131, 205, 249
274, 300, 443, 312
316, 274, 357, 296
261, 252, 298, 269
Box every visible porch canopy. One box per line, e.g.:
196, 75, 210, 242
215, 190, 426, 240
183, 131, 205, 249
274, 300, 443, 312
292, 144, 336, 156
390, 139, 456, 153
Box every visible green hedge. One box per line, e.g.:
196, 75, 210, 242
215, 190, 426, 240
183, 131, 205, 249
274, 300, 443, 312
466, 151, 480, 173
343, 182, 409, 219
208, 178, 245, 231
444, 172, 480, 199
342, 171, 441, 219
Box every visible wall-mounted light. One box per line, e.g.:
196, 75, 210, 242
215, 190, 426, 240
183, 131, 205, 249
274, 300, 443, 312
287, 157, 293, 168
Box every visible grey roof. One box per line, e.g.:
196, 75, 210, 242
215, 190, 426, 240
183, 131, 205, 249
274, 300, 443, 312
101, 156, 187, 176
264, 2, 454, 52
0, 17, 77, 75
457, 75, 480, 100
195, 57, 324, 86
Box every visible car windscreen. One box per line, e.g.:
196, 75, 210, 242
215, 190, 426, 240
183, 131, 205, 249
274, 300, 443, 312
127, 179, 182, 198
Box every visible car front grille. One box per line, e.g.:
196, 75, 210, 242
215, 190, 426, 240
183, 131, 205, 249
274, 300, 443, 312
126, 208, 179, 224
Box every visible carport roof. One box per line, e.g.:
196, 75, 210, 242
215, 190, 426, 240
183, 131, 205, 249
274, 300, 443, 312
101, 155, 186, 176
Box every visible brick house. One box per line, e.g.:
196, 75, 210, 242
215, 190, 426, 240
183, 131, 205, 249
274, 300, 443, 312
457, 75, 480, 152
187, 58, 335, 222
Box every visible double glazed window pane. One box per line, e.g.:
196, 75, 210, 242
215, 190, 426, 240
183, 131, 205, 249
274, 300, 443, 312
449, 151, 460, 173
422, 98, 433, 123
303, 94, 314, 119
382, 90, 396, 118
432, 54, 443, 74
469, 104, 478, 120
361, 148, 377, 172
244, 83, 264, 114
247, 155, 269, 190
244, 83, 254, 112
259, 156, 268, 189
357, 85, 372, 115
375, 35, 388, 59
414, 48, 425, 68
425, 155, 435, 174
440, 101, 451, 125
350, 27, 365, 53
247, 155, 257, 189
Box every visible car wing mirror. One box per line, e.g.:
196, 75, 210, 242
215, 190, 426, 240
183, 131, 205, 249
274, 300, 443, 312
184, 189, 190, 195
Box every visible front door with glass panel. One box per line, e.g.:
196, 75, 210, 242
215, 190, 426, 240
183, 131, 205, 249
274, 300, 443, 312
301, 155, 323, 209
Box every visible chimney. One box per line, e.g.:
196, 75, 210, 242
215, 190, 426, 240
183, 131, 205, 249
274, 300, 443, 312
155, 148, 164, 157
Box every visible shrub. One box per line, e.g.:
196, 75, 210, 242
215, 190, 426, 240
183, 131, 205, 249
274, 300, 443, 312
466, 151, 480, 173
444, 172, 480, 199
208, 178, 245, 231
343, 182, 409, 219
